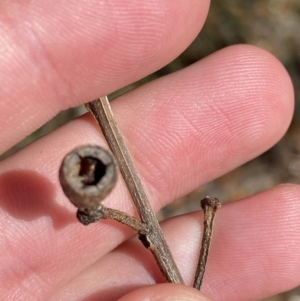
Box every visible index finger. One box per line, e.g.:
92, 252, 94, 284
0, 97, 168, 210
0, 0, 209, 154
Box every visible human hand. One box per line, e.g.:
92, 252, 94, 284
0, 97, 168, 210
0, 1, 298, 300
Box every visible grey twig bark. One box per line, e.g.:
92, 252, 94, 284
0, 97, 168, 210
85, 96, 184, 284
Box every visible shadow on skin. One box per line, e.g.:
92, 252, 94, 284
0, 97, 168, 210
0, 170, 75, 229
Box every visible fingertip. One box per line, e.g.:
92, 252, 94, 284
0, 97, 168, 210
198, 44, 294, 160
224, 44, 294, 132
117, 284, 213, 301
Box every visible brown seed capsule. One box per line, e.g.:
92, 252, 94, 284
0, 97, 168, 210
59, 145, 118, 210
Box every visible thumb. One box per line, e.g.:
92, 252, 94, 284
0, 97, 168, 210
117, 283, 213, 301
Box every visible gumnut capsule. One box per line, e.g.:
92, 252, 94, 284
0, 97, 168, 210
59, 145, 117, 210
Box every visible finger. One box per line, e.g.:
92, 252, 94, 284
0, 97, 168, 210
0, 45, 293, 300
50, 184, 300, 301
0, 0, 208, 153
117, 284, 212, 301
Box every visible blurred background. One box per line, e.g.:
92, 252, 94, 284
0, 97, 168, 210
1, 0, 299, 300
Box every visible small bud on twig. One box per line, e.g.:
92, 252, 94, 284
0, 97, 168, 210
194, 196, 221, 290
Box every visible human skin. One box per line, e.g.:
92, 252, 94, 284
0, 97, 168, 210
0, 0, 299, 300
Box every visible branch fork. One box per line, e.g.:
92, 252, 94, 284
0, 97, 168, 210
59, 96, 221, 290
